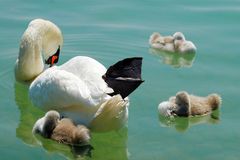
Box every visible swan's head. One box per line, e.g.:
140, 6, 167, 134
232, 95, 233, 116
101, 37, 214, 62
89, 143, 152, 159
15, 19, 63, 82
29, 19, 63, 67
24, 19, 64, 66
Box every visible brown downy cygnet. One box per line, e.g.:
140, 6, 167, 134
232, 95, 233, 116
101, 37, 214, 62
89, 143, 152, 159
51, 118, 91, 145
149, 32, 175, 52
173, 32, 197, 54
158, 91, 222, 117
32, 110, 91, 145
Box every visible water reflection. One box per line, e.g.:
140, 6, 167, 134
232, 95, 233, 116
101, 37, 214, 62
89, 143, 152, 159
91, 129, 128, 160
71, 145, 94, 158
149, 48, 196, 68
158, 110, 220, 132
34, 134, 94, 159
15, 82, 43, 146
14, 82, 128, 159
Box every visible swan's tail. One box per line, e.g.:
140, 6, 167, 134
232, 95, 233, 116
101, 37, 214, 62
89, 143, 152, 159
102, 57, 144, 99
89, 95, 128, 132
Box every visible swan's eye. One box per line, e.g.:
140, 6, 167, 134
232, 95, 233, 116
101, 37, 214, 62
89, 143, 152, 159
45, 46, 60, 67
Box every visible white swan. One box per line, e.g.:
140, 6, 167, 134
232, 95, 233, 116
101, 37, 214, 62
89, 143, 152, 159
15, 19, 144, 132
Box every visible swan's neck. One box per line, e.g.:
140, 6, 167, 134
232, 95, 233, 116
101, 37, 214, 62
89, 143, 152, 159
15, 19, 63, 82
15, 33, 43, 82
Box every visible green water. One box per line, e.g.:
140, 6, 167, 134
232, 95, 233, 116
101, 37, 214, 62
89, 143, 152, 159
0, 0, 240, 159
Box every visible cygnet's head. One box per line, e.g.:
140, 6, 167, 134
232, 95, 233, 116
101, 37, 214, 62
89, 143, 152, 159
173, 32, 185, 41
158, 101, 176, 117
173, 32, 197, 53
149, 32, 175, 52
149, 32, 162, 44
173, 32, 185, 51
42, 110, 60, 137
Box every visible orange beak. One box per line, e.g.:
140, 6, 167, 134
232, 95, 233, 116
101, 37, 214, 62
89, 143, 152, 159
51, 55, 59, 66
45, 46, 61, 67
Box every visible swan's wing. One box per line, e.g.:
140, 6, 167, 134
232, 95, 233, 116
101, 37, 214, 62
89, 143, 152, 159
59, 56, 110, 98
29, 67, 105, 110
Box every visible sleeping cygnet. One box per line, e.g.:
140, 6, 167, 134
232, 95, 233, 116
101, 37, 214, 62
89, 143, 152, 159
51, 118, 90, 145
158, 91, 222, 117
173, 32, 197, 54
32, 110, 91, 145
149, 32, 175, 52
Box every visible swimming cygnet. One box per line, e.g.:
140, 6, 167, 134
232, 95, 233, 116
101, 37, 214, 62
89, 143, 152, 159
158, 91, 222, 117
32, 110, 91, 145
173, 32, 197, 54
149, 32, 175, 52
149, 32, 196, 54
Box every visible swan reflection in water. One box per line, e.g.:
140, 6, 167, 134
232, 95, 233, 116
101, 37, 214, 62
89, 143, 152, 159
149, 48, 196, 68
14, 82, 128, 159
158, 110, 220, 132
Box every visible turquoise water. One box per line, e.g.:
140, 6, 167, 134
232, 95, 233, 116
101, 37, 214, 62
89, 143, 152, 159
0, 0, 240, 159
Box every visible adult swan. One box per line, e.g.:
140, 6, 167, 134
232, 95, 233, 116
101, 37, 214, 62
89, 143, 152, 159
15, 19, 144, 132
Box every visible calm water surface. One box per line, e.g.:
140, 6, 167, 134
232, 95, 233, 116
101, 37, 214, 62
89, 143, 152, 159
0, 0, 239, 159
